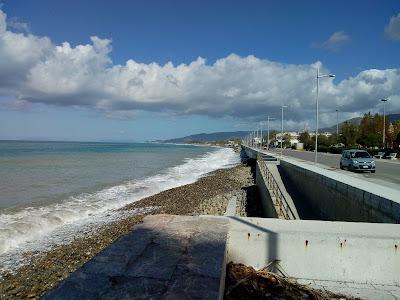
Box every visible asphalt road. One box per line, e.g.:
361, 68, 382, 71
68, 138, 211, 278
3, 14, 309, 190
269, 148, 400, 190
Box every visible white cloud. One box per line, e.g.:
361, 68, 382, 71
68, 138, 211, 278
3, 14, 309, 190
312, 31, 350, 50
384, 13, 400, 41
0, 10, 51, 94
0, 9, 399, 129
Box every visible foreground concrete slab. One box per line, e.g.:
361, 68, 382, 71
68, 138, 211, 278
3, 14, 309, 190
43, 215, 229, 300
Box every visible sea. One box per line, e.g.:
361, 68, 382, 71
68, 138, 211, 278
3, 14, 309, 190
0, 141, 240, 272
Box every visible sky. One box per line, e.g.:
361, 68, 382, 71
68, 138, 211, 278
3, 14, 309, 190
0, 0, 399, 141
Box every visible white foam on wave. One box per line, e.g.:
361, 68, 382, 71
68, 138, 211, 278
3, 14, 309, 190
0, 147, 239, 271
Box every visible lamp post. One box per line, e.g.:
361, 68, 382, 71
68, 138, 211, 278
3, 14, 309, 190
381, 98, 388, 149
267, 116, 275, 151
281, 105, 288, 158
256, 127, 258, 148
336, 109, 339, 145
315, 67, 335, 163
260, 122, 263, 150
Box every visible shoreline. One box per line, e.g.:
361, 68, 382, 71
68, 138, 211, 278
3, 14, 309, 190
0, 163, 253, 300
0, 145, 239, 254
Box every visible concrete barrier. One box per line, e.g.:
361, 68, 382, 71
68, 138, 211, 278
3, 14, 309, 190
227, 217, 400, 286
278, 158, 400, 223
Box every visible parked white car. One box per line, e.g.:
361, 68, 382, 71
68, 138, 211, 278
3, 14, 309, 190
340, 150, 376, 173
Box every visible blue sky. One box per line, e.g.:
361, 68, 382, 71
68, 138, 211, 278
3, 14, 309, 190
0, 0, 399, 141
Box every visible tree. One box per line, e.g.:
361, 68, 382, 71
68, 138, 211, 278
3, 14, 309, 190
340, 121, 359, 147
356, 112, 396, 148
299, 131, 313, 150
318, 134, 330, 147
283, 133, 291, 148
299, 131, 310, 144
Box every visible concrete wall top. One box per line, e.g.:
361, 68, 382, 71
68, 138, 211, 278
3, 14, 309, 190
228, 216, 400, 239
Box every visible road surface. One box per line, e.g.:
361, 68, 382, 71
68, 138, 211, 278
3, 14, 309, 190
268, 148, 400, 190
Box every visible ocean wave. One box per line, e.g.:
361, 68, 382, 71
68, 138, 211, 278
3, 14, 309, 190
0, 147, 239, 268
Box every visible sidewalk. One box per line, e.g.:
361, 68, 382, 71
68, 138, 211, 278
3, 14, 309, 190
43, 215, 229, 300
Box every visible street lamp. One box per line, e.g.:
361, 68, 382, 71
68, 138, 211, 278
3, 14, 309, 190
255, 127, 258, 148
281, 105, 288, 158
315, 67, 335, 163
381, 98, 388, 149
267, 116, 275, 151
336, 109, 339, 145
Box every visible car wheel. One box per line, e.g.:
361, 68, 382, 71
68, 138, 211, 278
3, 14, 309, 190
340, 163, 344, 170
371, 170, 376, 173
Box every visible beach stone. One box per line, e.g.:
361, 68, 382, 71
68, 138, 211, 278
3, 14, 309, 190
42, 214, 229, 300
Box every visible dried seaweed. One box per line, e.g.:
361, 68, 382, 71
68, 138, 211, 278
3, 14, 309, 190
225, 262, 363, 300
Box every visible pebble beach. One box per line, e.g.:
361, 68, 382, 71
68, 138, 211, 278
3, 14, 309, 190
0, 163, 254, 300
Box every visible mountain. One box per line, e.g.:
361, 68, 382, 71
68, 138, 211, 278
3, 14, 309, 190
162, 131, 251, 143
320, 117, 362, 133
162, 114, 400, 143
320, 114, 400, 133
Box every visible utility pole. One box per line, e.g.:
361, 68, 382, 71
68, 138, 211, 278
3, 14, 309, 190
336, 109, 339, 145
267, 116, 275, 151
315, 67, 335, 163
281, 105, 288, 158
381, 98, 388, 149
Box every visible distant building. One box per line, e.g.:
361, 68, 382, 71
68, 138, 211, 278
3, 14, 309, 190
276, 132, 299, 146
308, 132, 332, 137
253, 137, 261, 145
275, 131, 332, 146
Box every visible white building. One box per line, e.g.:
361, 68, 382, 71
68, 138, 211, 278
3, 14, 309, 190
275, 132, 300, 146
308, 132, 332, 137
253, 137, 262, 145
272, 131, 333, 147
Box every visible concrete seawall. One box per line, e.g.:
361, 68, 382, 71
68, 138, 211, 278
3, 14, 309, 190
227, 217, 400, 287
255, 162, 278, 218
279, 158, 400, 223
243, 145, 400, 223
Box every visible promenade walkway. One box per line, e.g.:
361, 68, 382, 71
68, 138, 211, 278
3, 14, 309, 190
43, 215, 228, 299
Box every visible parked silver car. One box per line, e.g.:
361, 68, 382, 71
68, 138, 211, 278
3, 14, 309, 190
340, 150, 376, 173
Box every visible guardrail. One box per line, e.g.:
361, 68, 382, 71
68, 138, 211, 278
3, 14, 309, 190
257, 156, 297, 220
